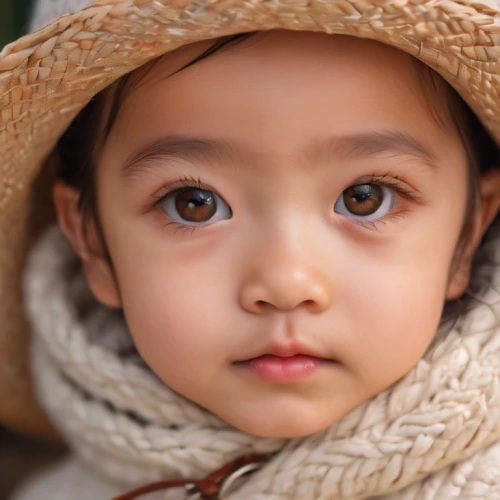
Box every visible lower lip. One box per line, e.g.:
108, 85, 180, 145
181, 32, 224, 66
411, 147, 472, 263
240, 354, 325, 383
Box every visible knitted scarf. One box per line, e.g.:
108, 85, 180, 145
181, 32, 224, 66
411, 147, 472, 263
24, 224, 500, 499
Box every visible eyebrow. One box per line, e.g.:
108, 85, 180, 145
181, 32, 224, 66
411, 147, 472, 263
120, 130, 438, 179
121, 137, 242, 179
310, 130, 438, 169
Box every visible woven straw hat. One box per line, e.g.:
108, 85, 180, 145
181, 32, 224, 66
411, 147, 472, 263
1, 0, 500, 437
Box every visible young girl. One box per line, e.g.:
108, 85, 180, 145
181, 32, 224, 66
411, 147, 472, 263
3, 0, 500, 498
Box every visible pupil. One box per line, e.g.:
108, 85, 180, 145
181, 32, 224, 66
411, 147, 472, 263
189, 191, 210, 206
176, 189, 216, 222
354, 191, 371, 203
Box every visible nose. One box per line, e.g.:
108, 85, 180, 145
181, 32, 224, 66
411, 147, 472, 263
239, 245, 332, 314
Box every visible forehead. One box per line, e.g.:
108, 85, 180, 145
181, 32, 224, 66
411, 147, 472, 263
101, 31, 463, 166
126, 31, 420, 98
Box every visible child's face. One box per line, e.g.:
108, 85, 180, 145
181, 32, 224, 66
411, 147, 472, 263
67, 32, 475, 437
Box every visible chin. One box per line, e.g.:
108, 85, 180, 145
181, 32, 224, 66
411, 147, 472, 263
235, 418, 333, 439
217, 405, 340, 439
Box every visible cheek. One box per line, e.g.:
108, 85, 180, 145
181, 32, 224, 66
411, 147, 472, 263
343, 219, 459, 388
111, 244, 235, 382
354, 269, 444, 379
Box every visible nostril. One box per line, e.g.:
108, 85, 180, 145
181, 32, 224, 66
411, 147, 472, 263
256, 298, 317, 312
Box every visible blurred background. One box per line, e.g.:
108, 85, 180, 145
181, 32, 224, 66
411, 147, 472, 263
0, 0, 33, 47
0, 0, 67, 498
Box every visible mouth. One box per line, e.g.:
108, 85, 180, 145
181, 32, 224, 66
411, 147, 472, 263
233, 343, 335, 384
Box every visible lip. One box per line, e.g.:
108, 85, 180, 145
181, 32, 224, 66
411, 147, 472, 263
236, 340, 327, 361
232, 339, 333, 383
236, 354, 327, 383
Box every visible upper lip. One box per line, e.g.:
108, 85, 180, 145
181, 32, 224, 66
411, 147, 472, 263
235, 340, 327, 362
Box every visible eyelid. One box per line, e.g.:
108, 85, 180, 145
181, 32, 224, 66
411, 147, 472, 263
350, 174, 423, 204
335, 174, 422, 231
347, 210, 413, 231
149, 173, 421, 233
150, 175, 232, 232
150, 175, 223, 208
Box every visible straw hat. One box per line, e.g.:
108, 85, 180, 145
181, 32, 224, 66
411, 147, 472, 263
1, 0, 500, 438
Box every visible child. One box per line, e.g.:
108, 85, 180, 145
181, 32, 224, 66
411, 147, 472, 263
3, 0, 500, 498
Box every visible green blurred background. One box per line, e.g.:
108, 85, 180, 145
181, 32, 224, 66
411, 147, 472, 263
0, 0, 33, 48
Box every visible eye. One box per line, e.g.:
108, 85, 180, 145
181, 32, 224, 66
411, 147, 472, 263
334, 184, 396, 221
161, 188, 232, 225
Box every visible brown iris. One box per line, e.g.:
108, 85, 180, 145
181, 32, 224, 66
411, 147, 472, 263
343, 184, 383, 216
175, 188, 216, 222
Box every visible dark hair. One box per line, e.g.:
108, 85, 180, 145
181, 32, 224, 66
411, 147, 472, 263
413, 59, 499, 258
56, 33, 255, 229
55, 34, 499, 261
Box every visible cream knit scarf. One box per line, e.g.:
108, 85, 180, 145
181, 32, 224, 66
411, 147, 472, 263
24, 224, 500, 499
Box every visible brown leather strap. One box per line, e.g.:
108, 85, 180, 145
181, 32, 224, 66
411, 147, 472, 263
112, 453, 269, 500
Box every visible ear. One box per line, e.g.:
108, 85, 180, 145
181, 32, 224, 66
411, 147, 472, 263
53, 181, 122, 308
446, 169, 500, 300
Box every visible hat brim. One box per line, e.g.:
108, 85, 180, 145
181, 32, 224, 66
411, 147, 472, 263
1, 0, 499, 436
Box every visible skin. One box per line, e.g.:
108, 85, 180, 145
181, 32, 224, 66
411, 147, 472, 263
55, 31, 500, 438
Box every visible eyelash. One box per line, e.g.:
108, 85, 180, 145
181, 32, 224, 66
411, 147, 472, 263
344, 173, 422, 231
150, 175, 216, 235
151, 173, 421, 233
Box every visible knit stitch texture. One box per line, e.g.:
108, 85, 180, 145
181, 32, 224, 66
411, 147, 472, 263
11, 222, 500, 499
